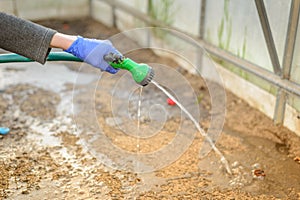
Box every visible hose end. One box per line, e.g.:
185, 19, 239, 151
139, 67, 154, 86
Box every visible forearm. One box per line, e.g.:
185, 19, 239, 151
0, 12, 120, 74
0, 12, 56, 64
50, 33, 77, 50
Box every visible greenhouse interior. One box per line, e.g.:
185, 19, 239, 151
0, 0, 300, 199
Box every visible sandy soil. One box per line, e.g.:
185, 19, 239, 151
0, 18, 299, 199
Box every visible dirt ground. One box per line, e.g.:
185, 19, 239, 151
0, 18, 300, 200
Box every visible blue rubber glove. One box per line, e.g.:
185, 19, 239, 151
0, 127, 9, 135
65, 36, 120, 74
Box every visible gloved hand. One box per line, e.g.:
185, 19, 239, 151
65, 36, 121, 74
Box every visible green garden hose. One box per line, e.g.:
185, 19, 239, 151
0, 52, 154, 86
0, 52, 81, 63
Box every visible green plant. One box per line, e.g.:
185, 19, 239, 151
197, 93, 204, 103
148, 0, 175, 25
237, 27, 248, 59
148, 0, 176, 38
218, 0, 232, 50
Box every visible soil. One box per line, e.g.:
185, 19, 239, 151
0, 17, 299, 199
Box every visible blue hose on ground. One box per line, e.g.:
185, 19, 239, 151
0, 127, 10, 135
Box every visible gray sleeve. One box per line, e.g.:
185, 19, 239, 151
0, 12, 57, 64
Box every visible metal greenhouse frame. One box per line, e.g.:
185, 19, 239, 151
96, 0, 300, 125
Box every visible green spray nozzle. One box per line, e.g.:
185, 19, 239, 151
104, 53, 154, 86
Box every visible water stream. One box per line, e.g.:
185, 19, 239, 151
137, 86, 143, 151
136, 86, 143, 173
151, 80, 232, 174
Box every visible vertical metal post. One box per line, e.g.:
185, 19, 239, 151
282, 0, 300, 79
88, 0, 92, 18
199, 0, 206, 39
12, 0, 18, 16
274, 0, 300, 125
274, 89, 287, 125
146, 0, 151, 47
255, 0, 282, 75
112, 5, 117, 27
197, 0, 207, 73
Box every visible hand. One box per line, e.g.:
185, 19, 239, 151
64, 36, 121, 74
